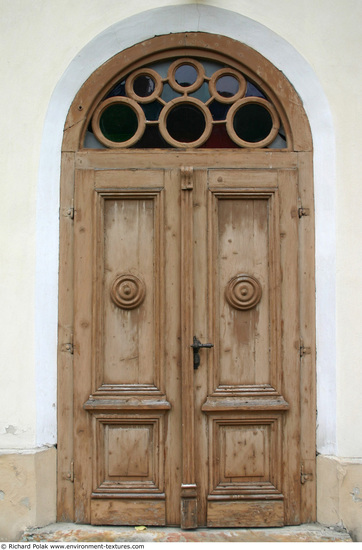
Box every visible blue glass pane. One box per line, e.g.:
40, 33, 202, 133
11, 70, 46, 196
161, 83, 180, 102
246, 82, 265, 99
106, 80, 126, 98
142, 101, 163, 121
201, 60, 224, 77
209, 100, 229, 121
190, 82, 210, 102
147, 60, 170, 78
175, 64, 198, 87
216, 75, 239, 98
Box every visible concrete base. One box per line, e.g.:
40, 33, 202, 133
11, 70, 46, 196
21, 523, 351, 543
317, 455, 362, 541
0, 447, 56, 541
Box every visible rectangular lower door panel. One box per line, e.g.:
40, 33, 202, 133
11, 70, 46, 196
207, 499, 284, 527
91, 499, 166, 526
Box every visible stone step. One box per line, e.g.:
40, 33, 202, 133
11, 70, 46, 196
22, 523, 352, 543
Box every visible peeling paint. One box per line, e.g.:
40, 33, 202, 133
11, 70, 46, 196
0, 490, 5, 500
5, 425, 17, 435
20, 497, 31, 510
337, 465, 347, 480
350, 487, 362, 503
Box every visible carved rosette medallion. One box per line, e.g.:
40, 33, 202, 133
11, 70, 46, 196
225, 274, 262, 311
110, 273, 146, 310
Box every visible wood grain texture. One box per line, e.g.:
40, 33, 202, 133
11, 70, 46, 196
298, 152, 316, 522
73, 169, 95, 523
207, 500, 284, 527
180, 167, 198, 529
91, 499, 166, 526
57, 152, 75, 521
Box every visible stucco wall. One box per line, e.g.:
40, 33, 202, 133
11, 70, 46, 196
1, 0, 362, 537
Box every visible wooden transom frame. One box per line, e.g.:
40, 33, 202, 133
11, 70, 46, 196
58, 32, 315, 525
62, 33, 312, 153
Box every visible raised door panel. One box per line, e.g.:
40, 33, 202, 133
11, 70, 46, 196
92, 170, 165, 395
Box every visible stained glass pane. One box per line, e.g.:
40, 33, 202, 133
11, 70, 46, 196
106, 80, 126, 98
209, 100, 229, 121
175, 64, 198, 87
233, 103, 273, 143
132, 125, 168, 148
133, 75, 155, 97
204, 125, 237, 148
142, 101, 163, 121
100, 104, 138, 142
166, 104, 206, 143
216, 75, 239, 98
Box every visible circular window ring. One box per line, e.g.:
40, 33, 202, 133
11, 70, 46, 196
168, 58, 205, 93
226, 97, 280, 148
209, 68, 247, 104
92, 97, 146, 148
125, 68, 163, 103
159, 97, 213, 148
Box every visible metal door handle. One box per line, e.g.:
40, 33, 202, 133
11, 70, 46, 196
191, 336, 213, 369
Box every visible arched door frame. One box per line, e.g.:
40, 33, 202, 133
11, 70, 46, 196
57, 29, 316, 524
33, 3, 335, 519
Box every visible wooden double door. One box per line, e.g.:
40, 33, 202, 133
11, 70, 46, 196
74, 158, 302, 528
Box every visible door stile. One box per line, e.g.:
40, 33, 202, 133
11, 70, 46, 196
180, 167, 198, 529
73, 169, 95, 523
277, 169, 301, 524
297, 153, 316, 522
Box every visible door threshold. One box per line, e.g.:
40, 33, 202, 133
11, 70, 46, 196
22, 523, 352, 543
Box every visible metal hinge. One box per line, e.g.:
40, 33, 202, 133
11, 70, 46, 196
300, 339, 311, 358
300, 463, 313, 484
67, 460, 74, 482
61, 333, 74, 354
298, 206, 310, 218
66, 199, 75, 220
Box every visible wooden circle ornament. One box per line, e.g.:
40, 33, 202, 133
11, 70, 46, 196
159, 97, 213, 148
209, 68, 247, 104
225, 274, 262, 311
125, 68, 163, 103
92, 97, 146, 148
167, 58, 205, 93
111, 274, 146, 310
226, 97, 280, 148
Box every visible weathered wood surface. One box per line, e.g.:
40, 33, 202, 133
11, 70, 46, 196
58, 34, 315, 529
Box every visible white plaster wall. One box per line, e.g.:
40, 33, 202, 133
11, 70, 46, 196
0, 1, 361, 458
